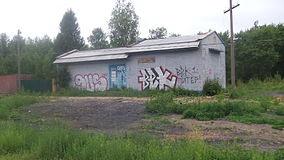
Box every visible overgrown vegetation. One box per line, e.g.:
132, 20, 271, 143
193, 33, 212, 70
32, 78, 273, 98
0, 95, 43, 120
202, 79, 222, 96
146, 89, 284, 130
219, 24, 284, 82
0, 121, 283, 160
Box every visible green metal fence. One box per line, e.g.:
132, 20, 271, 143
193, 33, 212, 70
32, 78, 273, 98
21, 79, 52, 92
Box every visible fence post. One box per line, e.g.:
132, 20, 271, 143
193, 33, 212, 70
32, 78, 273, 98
52, 78, 57, 93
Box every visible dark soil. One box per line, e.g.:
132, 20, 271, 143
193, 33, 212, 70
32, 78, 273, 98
28, 97, 187, 135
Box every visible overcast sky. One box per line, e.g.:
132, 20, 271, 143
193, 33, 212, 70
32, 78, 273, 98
0, 0, 283, 42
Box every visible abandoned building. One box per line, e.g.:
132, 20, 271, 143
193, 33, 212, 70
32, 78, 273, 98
54, 31, 226, 91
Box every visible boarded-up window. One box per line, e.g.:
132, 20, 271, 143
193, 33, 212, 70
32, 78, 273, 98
138, 57, 155, 64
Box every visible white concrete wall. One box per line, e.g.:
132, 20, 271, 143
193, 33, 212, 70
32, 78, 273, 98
200, 32, 226, 88
67, 59, 127, 91
127, 49, 204, 91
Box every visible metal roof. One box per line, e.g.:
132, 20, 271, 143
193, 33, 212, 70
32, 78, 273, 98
133, 34, 207, 47
54, 31, 215, 64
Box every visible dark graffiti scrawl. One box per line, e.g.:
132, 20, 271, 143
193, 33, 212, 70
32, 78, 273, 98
175, 65, 201, 84
138, 66, 177, 90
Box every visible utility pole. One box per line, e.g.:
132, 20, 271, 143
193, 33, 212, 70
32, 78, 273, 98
17, 30, 21, 91
224, 0, 239, 89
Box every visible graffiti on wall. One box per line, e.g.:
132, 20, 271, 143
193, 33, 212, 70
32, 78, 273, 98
74, 73, 108, 91
138, 66, 177, 90
175, 65, 201, 85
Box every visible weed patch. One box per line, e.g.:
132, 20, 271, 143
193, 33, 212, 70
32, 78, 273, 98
0, 95, 43, 120
146, 93, 284, 129
183, 102, 260, 121
145, 92, 177, 114
0, 121, 282, 160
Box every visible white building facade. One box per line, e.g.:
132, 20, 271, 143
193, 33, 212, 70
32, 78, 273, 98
54, 31, 226, 92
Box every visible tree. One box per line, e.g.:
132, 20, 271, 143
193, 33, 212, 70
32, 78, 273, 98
109, 0, 139, 47
149, 27, 167, 39
235, 24, 281, 80
273, 24, 284, 77
54, 9, 85, 54
169, 33, 181, 37
218, 31, 231, 83
0, 33, 10, 56
88, 28, 109, 49
0, 33, 56, 79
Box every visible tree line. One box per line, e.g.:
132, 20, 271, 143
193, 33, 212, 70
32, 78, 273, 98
0, 0, 283, 83
219, 24, 284, 82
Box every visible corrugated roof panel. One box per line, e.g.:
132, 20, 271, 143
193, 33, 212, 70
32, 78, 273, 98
129, 41, 200, 53
134, 33, 209, 47
62, 47, 129, 59
54, 54, 128, 64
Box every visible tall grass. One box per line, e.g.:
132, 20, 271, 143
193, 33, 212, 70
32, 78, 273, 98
0, 95, 43, 120
0, 121, 282, 160
236, 75, 284, 92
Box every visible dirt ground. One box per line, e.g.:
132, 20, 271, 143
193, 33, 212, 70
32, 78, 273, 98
28, 97, 284, 150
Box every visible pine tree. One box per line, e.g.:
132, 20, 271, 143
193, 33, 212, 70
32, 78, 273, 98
54, 9, 85, 54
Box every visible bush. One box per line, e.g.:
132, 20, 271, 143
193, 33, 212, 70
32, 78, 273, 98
203, 79, 222, 96
56, 66, 71, 88
274, 106, 284, 116
229, 89, 243, 99
145, 92, 177, 114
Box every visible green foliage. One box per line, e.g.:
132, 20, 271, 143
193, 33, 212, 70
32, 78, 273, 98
0, 121, 280, 160
145, 92, 177, 114
54, 9, 85, 54
183, 102, 260, 121
0, 121, 37, 155
273, 105, 284, 116
228, 115, 284, 130
0, 33, 56, 79
52, 87, 200, 98
149, 27, 168, 39
109, 0, 139, 47
88, 27, 109, 49
203, 79, 222, 96
218, 31, 231, 83
56, 66, 71, 88
145, 89, 284, 129
0, 95, 42, 120
169, 33, 181, 37
221, 24, 284, 81
229, 89, 245, 99
172, 87, 201, 97
238, 76, 284, 92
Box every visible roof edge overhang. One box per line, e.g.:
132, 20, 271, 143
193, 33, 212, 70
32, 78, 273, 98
54, 54, 128, 64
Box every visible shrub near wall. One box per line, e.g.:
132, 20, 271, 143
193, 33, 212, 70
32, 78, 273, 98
203, 79, 222, 96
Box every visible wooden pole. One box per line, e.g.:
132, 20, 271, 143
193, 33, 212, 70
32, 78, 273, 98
17, 30, 21, 91
224, 1, 239, 89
